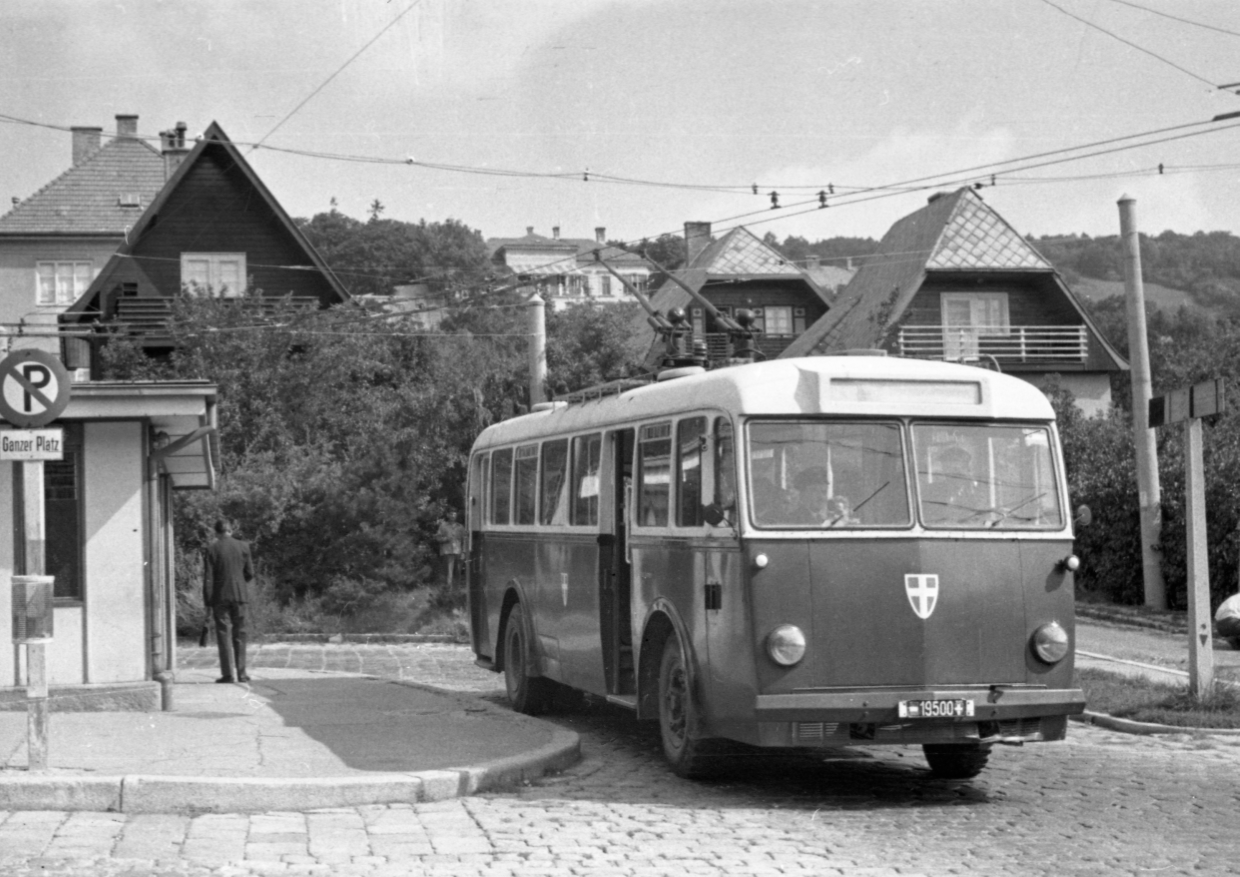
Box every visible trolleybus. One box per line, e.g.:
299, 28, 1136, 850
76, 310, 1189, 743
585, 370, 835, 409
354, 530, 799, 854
465, 354, 1086, 779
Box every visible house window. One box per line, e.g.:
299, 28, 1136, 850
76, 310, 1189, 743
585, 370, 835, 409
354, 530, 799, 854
36, 262, 92, 306
601, 275, 612, 297
625, 274, 646, 294
764, 306, 794, 335
181, 253, 246, 297
941, 293, 1010, 360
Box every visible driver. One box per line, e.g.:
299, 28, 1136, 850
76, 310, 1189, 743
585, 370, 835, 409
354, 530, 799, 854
788, 466, 857, 526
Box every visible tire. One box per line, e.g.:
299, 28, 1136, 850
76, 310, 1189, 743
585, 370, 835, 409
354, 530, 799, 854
923, 743, 991, 779
657, 636, 726, 779
503, 604, 554, 715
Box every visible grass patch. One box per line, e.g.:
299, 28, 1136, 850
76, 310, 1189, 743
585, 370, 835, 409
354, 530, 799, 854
1077, 667, 1240, 729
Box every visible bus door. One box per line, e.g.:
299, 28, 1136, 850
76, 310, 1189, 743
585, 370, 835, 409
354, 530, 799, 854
599, 427, 635, 695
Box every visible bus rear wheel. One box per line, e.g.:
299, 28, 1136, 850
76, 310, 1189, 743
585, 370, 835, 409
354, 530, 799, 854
658, 637, 725, 779
504, 604, 554, 715
923, 743, 991, 779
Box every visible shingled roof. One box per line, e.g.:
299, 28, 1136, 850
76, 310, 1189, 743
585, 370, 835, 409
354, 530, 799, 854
0, 133, 164, 235
782, 187, 1078, 358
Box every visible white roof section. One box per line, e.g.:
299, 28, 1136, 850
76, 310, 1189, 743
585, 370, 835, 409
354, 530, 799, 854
60, 381, 218, 490
474, 355, 1055, 450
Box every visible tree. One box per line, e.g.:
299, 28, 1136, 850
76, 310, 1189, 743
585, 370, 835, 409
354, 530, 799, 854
297, 210, 492, 298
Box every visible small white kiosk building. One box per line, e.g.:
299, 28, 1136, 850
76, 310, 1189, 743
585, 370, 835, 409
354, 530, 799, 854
1, 381, 217, 710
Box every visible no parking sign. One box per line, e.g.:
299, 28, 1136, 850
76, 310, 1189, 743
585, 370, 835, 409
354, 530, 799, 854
0, 350, 70, 428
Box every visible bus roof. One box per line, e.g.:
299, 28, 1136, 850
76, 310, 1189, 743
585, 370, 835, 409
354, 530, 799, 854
473, 355, 1056, 450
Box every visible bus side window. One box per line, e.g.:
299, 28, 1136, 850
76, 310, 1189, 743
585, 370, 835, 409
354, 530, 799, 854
711, 418, 736, 524
638, 422, 672, 527
540, 439, 569, 526
571, 433, 601, 526
491, 448, 513, 525
514, 444, 539, 525
677, 417, 706, 527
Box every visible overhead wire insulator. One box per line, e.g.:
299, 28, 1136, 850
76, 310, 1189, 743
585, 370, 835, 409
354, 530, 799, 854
752, 183, 758, 195
818, 190, 828, 208
770, 190, 780, 209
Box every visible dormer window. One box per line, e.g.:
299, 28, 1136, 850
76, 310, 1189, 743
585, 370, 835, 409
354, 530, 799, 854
181, 253, 245, 297
117, 194, 142, 208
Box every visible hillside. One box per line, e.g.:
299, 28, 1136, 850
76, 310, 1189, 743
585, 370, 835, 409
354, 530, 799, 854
1066, 277, 1197, 311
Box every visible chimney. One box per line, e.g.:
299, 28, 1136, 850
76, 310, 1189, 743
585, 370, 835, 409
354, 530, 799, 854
116, 114, 139, 139
160, 121, 191, 180
595, 227, 606, 244
552, 226, 560, 240
526, 226, 534, 236
71, 126, 103, 166
684, 221, 712, 266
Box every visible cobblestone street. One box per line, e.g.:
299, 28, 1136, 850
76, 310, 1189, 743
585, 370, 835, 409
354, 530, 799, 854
3, 642, 1239, 876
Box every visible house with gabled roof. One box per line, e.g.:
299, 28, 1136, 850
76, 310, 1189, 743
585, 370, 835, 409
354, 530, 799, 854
781, 188, 1126, 416
488, 226, 652, 310
0, 115, 168, 364
59, 120, 349, 371
636, 222, 832, 370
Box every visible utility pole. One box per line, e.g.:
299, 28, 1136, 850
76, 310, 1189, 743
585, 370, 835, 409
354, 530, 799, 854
527, 293, 546, 407
1118, 196, 1166, 609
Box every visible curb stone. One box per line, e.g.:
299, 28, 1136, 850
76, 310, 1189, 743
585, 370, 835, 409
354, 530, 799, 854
1072, 710, 1240, 737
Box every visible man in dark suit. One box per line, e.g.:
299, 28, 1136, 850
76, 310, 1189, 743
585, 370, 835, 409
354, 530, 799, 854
203, 519, 255, 683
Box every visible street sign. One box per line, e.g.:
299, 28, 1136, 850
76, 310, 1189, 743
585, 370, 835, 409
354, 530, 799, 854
1148, 378, 1225, 428
0, 350, 70, 428
0, 429, 64, 461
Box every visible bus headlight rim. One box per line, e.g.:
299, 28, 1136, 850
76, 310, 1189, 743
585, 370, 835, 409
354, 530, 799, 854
1032, 621, 1069, 664
766, 624, 807, 666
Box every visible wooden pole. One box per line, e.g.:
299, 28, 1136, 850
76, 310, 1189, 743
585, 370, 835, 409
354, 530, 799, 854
1184, 418, 1214, 694
22, 460, 48, 771
1117, 196, 1166, 609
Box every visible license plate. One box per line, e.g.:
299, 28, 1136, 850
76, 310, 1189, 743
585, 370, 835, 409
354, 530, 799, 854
898, 699, 975, 719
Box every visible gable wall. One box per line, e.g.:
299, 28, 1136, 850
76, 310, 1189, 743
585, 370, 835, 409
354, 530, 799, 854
900, 276, 1079, 328
127, 148, 339, 304
697, 281, 827, 326
0, 237, 121, 340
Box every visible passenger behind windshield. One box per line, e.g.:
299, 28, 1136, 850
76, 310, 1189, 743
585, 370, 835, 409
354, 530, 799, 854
919, 445, 987, 525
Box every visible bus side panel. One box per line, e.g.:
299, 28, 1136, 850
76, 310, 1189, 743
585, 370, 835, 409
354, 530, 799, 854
481, 534, 538, 663
1020, 540, 1077, 690
631, 539, 701, 685
700, 544, 757, 735
536, 533, 607, 694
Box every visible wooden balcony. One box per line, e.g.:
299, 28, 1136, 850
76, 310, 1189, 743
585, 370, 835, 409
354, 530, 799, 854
897, 325, 1089, 364
107, 296, 319, 345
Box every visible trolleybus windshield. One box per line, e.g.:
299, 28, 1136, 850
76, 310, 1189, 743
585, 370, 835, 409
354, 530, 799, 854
747, 421, 910, 528
913, 423, 1064, 529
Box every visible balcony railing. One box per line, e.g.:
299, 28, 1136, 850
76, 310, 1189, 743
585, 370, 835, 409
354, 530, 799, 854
897, 325, 1088, 363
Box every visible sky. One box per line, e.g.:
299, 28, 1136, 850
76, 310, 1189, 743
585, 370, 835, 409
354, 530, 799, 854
5, 0, 1240, 253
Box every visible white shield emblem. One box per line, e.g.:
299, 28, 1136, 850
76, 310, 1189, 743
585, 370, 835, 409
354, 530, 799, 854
904, 574, 939, 620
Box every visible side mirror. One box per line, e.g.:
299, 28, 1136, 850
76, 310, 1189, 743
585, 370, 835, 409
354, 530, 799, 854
1073, 504, 1092, 527
702, 504, 727, 527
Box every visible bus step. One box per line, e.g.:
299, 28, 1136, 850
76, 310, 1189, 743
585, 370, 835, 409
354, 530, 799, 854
604, 693, 638, 711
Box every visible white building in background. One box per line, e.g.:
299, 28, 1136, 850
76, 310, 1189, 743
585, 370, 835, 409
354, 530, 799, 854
487, 226, 653, 311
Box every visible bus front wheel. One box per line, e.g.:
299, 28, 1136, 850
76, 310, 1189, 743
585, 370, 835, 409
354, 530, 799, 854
658, 636, 724, 779
504, 604, 554, 715
923, 743, 991, 779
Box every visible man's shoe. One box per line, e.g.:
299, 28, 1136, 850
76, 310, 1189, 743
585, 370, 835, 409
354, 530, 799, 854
237, 674, 251, 683
215, 676, 235, 683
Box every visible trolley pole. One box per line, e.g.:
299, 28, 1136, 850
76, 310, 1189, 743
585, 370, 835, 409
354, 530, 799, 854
527, 293, 547, 407
1118, 196, 1166, 609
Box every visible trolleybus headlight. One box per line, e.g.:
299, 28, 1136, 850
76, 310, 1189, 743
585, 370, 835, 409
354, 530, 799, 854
754, 553, 769, 569
766, 625, 807, 666
1032, 621, 1069, 664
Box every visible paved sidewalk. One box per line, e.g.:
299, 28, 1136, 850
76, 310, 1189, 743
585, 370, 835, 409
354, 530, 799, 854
0, 663, 578, 813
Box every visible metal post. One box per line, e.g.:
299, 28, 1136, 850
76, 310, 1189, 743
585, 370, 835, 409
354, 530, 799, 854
1118, 196, 1166, 609
527, 293, 547, 407
1185, 418, 1213, 694
22, 460, 48, 770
